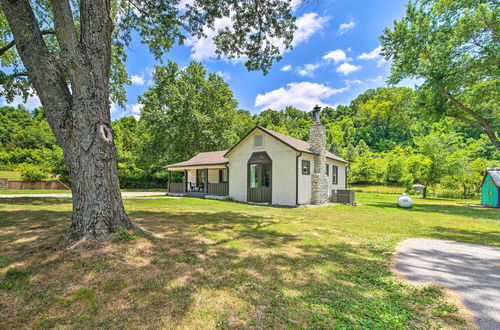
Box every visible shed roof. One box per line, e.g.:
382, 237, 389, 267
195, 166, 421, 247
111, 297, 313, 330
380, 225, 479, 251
482, 167, 500, 188
164, 150, 228, 168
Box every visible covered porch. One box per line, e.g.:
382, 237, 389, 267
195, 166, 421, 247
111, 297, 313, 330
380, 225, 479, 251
167, 165, 229, 196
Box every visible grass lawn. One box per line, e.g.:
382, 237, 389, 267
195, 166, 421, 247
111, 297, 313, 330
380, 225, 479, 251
0, 193, 497, 329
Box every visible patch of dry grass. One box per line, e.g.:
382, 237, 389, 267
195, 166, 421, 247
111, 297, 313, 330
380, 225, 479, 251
0, 194, 497, 328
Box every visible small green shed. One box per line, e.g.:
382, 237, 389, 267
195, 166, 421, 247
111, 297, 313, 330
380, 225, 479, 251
480, 167, 500, 208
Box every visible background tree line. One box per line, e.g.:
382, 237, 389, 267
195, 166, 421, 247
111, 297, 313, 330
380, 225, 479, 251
1, 61, 498, 196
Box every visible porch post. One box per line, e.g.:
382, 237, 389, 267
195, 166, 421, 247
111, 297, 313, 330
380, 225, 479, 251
184, 170, 188, 193
168, 170, 172, 192
204, 168, 208, 193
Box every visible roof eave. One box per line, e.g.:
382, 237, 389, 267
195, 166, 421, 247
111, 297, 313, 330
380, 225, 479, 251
164, 161, 229, 169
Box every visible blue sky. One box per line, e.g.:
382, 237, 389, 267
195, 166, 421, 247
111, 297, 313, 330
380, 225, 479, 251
3, 0, 412, 120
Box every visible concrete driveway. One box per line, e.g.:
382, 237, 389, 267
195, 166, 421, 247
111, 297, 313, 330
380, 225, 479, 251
395, 238, 500, 329
0, 191, 166, 198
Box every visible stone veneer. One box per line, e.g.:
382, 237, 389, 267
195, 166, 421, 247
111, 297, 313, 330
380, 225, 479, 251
310, 123, 329, 204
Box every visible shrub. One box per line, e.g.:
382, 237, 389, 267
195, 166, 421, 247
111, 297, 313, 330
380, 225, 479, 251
17, 163, 49, 181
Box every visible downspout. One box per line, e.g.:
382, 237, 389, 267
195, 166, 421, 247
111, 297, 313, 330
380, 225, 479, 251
296, 152, 302, 205
225, 164, 229, 196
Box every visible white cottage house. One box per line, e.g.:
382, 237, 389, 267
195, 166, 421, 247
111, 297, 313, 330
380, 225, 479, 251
165, 110, 348, 206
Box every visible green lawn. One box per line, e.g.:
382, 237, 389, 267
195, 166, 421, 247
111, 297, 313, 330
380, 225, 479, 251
0, 193, 497, 329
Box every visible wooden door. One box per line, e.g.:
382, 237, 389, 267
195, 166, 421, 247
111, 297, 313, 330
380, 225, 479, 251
247, 162, 272, 203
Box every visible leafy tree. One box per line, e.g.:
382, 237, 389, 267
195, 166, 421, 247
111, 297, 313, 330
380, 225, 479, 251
18, 163, 48, 181
414, 129, 460, 198
0, 0, 298, 244
358, 87, 416, 147
381, 0, 500, 151
139, 62, 241, 171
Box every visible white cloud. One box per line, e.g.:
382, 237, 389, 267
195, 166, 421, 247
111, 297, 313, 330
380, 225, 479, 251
358, 46, 381, 60
125, 103, 144, 120
110, 101, 119, 114
291, 13, 329, 47
345, 79, 362, 85
336, 62, 361, 76
297, 63, 320, 77
130, 73, 145, 85
0, 88, 41, 110
365, 75, 384, 84
254, 81, 349, 111
358, 46, 387, 67
129, 103, 144, 114
215, 71, 231, 80
322, 49, 351, 64
338, 20, 355, 35
281, 64, 293, 72
185, 16, 233, 61
186, 12, 328, 61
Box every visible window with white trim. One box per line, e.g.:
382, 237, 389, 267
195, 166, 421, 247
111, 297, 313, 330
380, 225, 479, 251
302, 160, 311, 175
332, 165, 338, 184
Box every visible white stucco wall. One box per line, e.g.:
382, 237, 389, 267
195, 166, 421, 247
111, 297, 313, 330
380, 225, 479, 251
326, 159, 347, 196
297, 156, 347, 204
226, 129, 297, 206
297, 153, 314, 204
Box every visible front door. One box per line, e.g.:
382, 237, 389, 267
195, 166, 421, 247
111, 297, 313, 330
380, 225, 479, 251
247, 152, 272, 203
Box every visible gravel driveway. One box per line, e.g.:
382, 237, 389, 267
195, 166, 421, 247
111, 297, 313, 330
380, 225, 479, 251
395, 238, 500, 329
0, 191, 165, 198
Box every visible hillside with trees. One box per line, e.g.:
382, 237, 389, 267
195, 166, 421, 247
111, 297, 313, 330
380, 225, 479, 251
1, 62, 498, 198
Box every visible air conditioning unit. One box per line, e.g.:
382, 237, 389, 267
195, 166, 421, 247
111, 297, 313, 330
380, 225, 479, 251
331, 189, 355, 204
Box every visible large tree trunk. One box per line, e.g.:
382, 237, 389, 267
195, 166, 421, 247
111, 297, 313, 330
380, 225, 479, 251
1, 0, 134, 245
63, 101, 132, 243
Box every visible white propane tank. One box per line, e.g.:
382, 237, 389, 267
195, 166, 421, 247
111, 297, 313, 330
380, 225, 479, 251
398, 193, 412, 208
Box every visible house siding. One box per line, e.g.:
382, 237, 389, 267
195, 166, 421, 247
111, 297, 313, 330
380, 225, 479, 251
297, 153, 314, 204
327, 159, 347, 194
227, 129, 297, 206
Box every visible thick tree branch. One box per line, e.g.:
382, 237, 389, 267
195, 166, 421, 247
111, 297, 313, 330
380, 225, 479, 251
50, 0, 79, 58
448, 113, 485, 132
0, 0, 73, 147
80, 0, 113, 79
0, 30, 56, 57
439, 87, 500, 151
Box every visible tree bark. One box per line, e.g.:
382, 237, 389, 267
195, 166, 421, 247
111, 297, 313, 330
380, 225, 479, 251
1, 0, 134, 245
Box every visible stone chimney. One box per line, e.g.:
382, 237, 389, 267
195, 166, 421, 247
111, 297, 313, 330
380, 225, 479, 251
310, 105, 329, 204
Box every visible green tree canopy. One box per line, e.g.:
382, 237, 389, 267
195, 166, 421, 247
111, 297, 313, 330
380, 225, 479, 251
138, 61, 241, 171
381, 0, 500, 151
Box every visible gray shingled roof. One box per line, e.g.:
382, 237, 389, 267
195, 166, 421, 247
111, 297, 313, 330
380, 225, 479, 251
164, 150, 228, 168
485, 167, 500, 187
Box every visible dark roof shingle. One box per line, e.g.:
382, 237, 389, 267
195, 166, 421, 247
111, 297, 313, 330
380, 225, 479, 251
164, 150, 228, 168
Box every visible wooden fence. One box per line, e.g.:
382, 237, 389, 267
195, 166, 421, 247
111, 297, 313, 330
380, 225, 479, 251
0, 180, 71, 190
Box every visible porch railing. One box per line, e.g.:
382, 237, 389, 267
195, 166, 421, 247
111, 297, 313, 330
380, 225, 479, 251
168, 182, 185, 193
206, 183, 229, 196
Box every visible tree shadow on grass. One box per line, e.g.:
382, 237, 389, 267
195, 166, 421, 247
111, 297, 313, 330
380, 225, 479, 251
0, 208, 468, 329
363, 199, 500, 221
0, 197, 72, 206
423, 226, 500, 246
